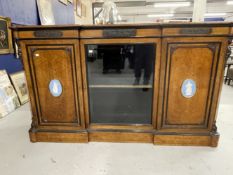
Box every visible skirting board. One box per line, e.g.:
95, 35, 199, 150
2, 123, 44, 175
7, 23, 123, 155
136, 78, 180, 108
29, 129, 88, 143
29, 129, 219, 147
153, 133, 219, 147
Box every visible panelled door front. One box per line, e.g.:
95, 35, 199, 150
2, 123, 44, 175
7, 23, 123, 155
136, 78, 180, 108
20, 39, 85, 130
158, 37, 227, 132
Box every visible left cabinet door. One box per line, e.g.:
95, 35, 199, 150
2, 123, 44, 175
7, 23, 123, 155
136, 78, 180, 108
20, 40, 85, 130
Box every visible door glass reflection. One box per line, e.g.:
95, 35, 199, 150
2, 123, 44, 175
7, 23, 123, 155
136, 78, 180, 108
86, 44, 155, 124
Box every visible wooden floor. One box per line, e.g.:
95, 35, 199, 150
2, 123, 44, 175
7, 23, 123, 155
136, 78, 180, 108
0, 84, 233, 175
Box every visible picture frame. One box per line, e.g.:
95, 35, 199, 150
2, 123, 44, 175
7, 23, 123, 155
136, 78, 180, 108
0, 70, 20, 118
81, 3, 86, 17
59, 0, 68, 5
37, 0, 55, 25
76, 0, 82, 17
0, 16, 13, 54
10, 71, 29, 105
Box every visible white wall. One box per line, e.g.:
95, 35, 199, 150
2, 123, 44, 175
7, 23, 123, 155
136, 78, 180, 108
225, 16, 233, 21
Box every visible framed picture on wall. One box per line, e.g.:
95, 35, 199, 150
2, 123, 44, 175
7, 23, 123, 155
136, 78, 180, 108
0, 70, 20, 118
37, 0, 55, 25
76, 0, 82, 17
81, 3, 86, 17
10, 71, 29, 104
0, 16, 13, 54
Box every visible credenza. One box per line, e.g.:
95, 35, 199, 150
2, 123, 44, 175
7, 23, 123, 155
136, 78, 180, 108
13, 23, 233, 146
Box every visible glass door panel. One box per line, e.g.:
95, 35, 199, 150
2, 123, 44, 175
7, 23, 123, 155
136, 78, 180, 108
85, 44, 155, 124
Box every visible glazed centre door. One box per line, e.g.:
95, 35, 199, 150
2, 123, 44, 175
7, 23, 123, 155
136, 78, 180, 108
81, 38, 160, 128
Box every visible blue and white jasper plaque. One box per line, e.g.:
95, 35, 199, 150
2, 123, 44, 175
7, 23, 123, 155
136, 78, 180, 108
181, 79, 196, 98
49, 79, 62, 97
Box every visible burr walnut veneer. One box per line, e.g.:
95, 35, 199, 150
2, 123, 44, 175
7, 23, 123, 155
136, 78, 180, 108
13, 23, 233, 146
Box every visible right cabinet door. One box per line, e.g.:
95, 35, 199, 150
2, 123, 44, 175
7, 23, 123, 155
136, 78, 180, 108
159, 37, 227, 132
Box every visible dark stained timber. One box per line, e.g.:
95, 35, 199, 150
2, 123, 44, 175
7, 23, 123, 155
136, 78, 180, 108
34, 30, 63, 38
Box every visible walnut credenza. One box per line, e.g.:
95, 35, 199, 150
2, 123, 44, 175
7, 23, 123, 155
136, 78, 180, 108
13, 23, 233, 147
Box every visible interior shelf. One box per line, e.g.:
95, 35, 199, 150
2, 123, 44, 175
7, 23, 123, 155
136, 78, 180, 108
89, 85, 153, 88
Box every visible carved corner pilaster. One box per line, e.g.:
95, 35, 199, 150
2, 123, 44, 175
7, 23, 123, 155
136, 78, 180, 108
31, 115, 38, 131
14, 38, 22, 59
18, 47, 22, 58
225, 38, 233, 62
211, 121, 218, 133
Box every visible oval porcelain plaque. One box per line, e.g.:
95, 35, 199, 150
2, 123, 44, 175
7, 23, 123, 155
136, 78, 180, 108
181, 79, 196, 98
49, 79, 62, 97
